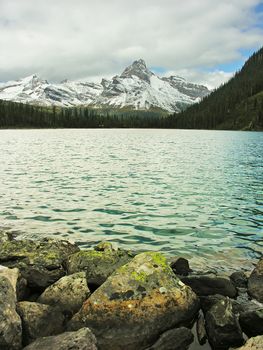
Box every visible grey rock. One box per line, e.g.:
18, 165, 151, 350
38, 272, 90, 315
68, 252, 199, 350
0, 236, 80, 289
181, 274, 237, 297
196, 313, 207, 345
230, 271, 248, 288
17, 301, 64, 345
205, 297, 244, 349
0, 276, 22, 350
23, 328, 97, 350
248, 257, 263, 303
0, 265, 27, 301
147, 327, 194, 350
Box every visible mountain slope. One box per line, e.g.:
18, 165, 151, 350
167, 47, 263, 130
0, 59, 209, 113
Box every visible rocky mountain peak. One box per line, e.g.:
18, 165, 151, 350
120, 58, 153, 82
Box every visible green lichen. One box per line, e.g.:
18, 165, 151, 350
131, 271, 148, 283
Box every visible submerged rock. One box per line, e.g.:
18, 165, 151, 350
68, 252, 199, 350
248, 257, 263, 303
38, 272, 90, 315
0, 276, 22, 350
235, 335, 263, 350
181, 273, 237, 297
147, 327, 194, 350
23, 328, 97, 350
205, 297, 244, 349
17, 301, 64, 345
0, 236, 79, 289
66, 242, 132, 286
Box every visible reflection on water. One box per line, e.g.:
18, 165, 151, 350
0, 129, 262, 271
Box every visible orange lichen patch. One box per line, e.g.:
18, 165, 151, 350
80, 285, 197, 323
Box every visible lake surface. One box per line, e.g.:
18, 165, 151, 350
0, 129, 262, 271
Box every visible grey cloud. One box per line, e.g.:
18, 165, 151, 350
0, 0, 262, 87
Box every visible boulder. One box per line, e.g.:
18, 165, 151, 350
181, 273, 237, 297
200, 294, 226, 314
239, 308, 263, 337
17, 301, 64, 345
68, 252, 199, 350
248, 257, 263, 303
0, 265, 27, 301
22, 328, 97, 350
38, 272, 90, 315
205, 297, 244, 349
147, 327, 194, 350
0, 236, 79, 289
235, 335, 263, 350
230, 271, 248, 288
170, 257, 192, 276
0, 276, 22, 350
66, 242, 132, 287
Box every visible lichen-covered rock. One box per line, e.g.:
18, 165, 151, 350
22, 328, 97, 350
235, 335, 263, 350
181, 274, 237, 297
66, 242, 132, 286
17, 301, 64, 345
248, 257, 263, 303
0, 236, 80, 289
0, 276, 22, 350
38, 272, 90, 315
68, 252, 199, 350
147, 327, 194, 350
240, 308, 263, 337
0, 265, 27, 301
205, 297, 244, 349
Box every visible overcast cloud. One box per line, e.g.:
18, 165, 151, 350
0, 0, 262, 88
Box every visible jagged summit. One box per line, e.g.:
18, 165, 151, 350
120, 59, 154, 82
0, 61, 210, 112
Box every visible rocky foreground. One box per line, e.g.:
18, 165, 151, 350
0, 231, 262, 350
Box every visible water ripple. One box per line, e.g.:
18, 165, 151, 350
0, 129, 262, 271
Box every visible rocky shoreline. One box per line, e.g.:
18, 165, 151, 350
0, 231, 262, 350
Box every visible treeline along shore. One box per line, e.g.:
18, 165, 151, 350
0, 47, 263, 131
0, 230, 262, 350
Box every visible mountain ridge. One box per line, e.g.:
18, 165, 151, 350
0, 59, 209, 113
167, 47, 263, 130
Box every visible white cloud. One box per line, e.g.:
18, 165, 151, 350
0, 0, 262, 87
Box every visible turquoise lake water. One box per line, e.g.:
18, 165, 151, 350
0, 129, 262, 271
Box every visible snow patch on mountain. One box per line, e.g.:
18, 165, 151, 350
0, 60, 210, 112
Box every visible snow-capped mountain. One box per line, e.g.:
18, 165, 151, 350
0, 59, 210, 112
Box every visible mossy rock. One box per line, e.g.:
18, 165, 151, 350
0, 235, 79, 289
68, 252, 199, 350
65, 242, 133, 286
38, 272, 90, 315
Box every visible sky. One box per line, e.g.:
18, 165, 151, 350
0, 0, 262, 89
